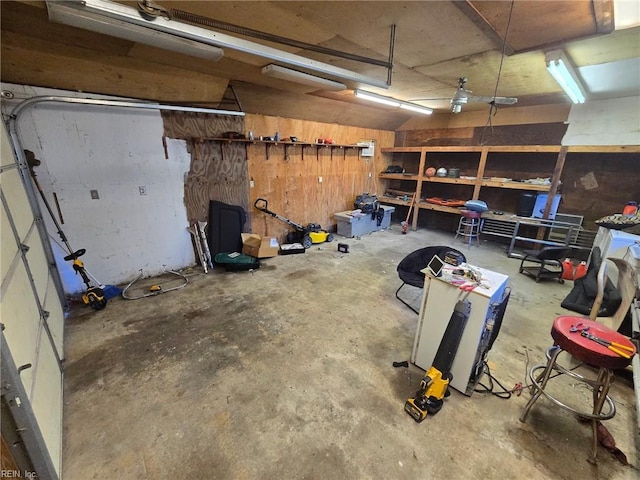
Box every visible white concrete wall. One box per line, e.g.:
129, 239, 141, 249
1, 84, 195, 293
562, 96, 640, 145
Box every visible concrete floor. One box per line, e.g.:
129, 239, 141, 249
62, 226, 638, 479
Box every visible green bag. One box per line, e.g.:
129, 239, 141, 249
213, 252, 260, 272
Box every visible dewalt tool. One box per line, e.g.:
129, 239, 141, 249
405, 288, 472, 422
64, 249, 107, 310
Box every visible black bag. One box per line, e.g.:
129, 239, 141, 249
354, 193, 379, 214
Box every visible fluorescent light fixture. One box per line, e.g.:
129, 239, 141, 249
355, 90, 400, 107
48, 1, 223, 61
354, 90, 433, 115
399, 103, 435, 115
47, 0, 388, 89
262, 64, 346, 91
545, 50, 587, 104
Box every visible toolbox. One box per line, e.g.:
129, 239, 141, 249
335, 206, 395, 238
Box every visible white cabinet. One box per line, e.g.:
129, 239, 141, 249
411, 265, 509, 395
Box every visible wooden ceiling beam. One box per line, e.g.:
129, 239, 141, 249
592, 0, 614, 33
1, 31, 229, 104
453, 1, 515, 56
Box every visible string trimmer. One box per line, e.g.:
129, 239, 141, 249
24, 149, 118, 309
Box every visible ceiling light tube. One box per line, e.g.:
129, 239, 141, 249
48, 1, 224, 61
355, 90, 401, 107
545, 50, 587, 104
355, 90, 433, 115
399, 102, 433, 115
262, 64, 346, 91
48, 0, 388, 89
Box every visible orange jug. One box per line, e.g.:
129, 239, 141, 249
561, 258, 574, 280
574, 261, 587, 280
622, 201, 638, 216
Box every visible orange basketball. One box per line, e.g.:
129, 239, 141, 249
425, 167, 436, 177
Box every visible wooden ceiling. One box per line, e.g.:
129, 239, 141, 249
1, 1, 638, 130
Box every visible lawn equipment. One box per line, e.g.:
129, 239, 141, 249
25, 149, 118, 309
63, 249, 107, 310
254, 198, 333, 249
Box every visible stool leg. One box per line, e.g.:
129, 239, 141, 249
454, 218, 463, 243
587, 368, 613, 464
519, 346, 562, 422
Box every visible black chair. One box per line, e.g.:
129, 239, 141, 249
396, 246, 466, 313
518, 246, 572, 283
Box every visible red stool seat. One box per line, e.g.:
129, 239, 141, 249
520, 315, 636, 463
551, 316, 635, 370
460, 209, 481, 219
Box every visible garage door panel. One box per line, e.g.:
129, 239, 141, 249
42, 276, 65, 355
2, 263, 41, 392
2, 119, 63, 477
25, 225, 50, 299
1, 133, 18, 166
30, 333, 63, 477
1, 208, 20, 282
1, 167, 35, 241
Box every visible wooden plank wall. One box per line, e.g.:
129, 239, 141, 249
396, 123, 567, 147
245, 114, 395, 241
161, 112, 247, 224
395, 124, 640, 230
161, 112, 395, 241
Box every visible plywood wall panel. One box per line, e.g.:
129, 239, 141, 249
245, 114, 395, 241
161, 112, 244, 140
162, 113, 248, 224
163, 112, 394, 239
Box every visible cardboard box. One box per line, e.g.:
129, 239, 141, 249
241, 233, 280, 258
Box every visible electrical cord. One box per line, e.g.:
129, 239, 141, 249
474, 360, 513, 398
479, 0, 515, 145
474, 348, 585, 400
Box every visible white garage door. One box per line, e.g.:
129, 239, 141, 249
1, 122, 64, 478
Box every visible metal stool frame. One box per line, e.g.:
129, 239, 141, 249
454, 215, 483, 248
519, 345, 616, 464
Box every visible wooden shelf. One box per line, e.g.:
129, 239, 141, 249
379, 196, 413, 207
196, 137, 366, 150
379, 173, 420, 180
379, 144, 569, 231
480, 180, 551, 191
422, 176, 476, 186
417, 202, 463, 214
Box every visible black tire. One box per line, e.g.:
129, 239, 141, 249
326, 233, 334, 242
302, 235, 312, 249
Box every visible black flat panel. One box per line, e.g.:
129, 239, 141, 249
208, 201, 246, 256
